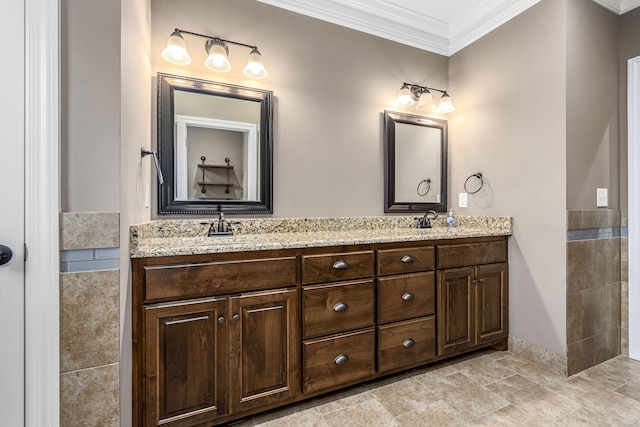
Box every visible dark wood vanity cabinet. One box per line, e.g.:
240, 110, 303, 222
133, 253, 299, 427
436, 241, 509, 357
133, 236, 508, 426
376, 246, 437, 374
301, 250, 376, 394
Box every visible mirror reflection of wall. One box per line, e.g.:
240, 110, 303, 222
394, 123, 441, 203
173, 90, 261, 202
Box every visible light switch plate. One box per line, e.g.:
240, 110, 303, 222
597, 188, 608, 207
459, 192, 468, 208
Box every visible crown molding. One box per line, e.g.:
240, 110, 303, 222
259, 0, 639, 57
592, 0, 640, 13
257, 0, 450, 55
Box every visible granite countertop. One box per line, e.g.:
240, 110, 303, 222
130, 216, 512, 258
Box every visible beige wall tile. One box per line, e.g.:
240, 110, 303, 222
60, 363, 119, 427
567, 291, 583, 345
595, 238, 621, 286
595, 328, 620, 365
60, 270, 119, 372
60, 212, 119, 250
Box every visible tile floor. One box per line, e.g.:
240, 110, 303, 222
233, 349, 640, 426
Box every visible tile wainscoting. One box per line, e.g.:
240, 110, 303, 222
59, 212, 120, 426
566, 209, 626, 375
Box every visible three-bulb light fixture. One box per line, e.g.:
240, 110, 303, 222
161, 28, 268, 79
397, 83, 455, 113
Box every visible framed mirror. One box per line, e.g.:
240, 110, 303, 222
383, 111, 448, 213
157, 72, 273, 215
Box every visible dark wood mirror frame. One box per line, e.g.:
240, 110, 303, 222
157, 72, 273, 215
383, 111, 448, 213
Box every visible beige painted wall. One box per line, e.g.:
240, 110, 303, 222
619, 7, 640, 209
120, 0, 152, 424
61, 0, 120, 212
566, 0, 619, 210
449, 0, 568, 355
150, 0, 450, 218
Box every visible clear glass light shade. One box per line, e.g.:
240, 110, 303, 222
204, 40, 232, 73
436, 93, 455, 113
243, 48, 268, 79
416, 90, 433, 110
397, 85, 415, 107
161, 31, 192, 65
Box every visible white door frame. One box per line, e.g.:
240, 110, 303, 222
629, 55, 640, 361
24, 0, 60, 424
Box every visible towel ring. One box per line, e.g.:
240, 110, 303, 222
417, 178, 431, 196
464, 172, 484, 194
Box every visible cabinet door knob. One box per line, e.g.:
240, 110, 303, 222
333, 260, 349, 269
401, 255, 414, 263
478, 276, 484, 282
232, 314, 240, 322
402, 292, 415, 301
471, 279, 477, 284
333, 302, 349, 312
403, 339, 416, 348
334, 354, 350, 365
217, 316, 225, 325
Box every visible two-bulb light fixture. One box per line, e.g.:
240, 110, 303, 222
162, 28, 268, 79
396, 83, 455, 113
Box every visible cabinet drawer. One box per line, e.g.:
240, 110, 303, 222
144, 257, 297, 302
436, 240, 506, 269
377, 317, 436, 374
377, 272, 435, 324
303, 329, 375, 394
302, 280, 374, 339
302, 251, 374, 285
377, 246, 435, 276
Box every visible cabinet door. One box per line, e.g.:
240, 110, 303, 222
437, 267, 475, 356
475, 263, 508, 345
229, 288, 300, 413
144, 298, 227, 427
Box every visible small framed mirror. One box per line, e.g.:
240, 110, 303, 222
383, 111, 448, 213
157, 73, 273, 215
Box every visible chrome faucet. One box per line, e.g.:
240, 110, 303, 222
417, 210, 438, 229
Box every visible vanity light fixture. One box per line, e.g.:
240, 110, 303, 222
396, 82, 455, 113
161, 28, 268, 79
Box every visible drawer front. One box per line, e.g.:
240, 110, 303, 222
377, 246, 435, 276
377, 317, 436, 374
303, 329, 375, 394
302, 251, 374, 284
302, 280, 374, 339
377, 272, 435, 324
144, 257, 297, 302
437, 240, 507, 269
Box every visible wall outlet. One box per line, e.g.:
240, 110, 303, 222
459, 192, 468, 208
597, 188, 608, 207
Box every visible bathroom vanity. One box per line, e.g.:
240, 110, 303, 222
131, 217, 511, 426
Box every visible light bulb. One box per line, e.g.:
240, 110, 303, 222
161, 31, 191, 66
397, 84, 414, 107
243, 48, 268, 79
436, 93, 455, 113
204, 39, 232, 73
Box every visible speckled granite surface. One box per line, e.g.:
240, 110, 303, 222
130, 215, 512, 258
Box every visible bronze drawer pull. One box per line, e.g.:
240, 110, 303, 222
332, 260, 349, 269
334, 354, 350, 365
217, 316, 225, 325
402, 292, 415, 301
403, 339, 416, 348
333, 302, 349, 312
232, 314, 240, 322
401, 255, 414, 263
